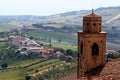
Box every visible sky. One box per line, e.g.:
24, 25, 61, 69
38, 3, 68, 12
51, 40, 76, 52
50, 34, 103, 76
0, 0, 120, 16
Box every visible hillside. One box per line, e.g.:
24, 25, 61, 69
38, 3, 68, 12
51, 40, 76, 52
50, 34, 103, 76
0, 6, 120, 28
0, 21, 22, 31
49, 6, 120, 27
0, 6, 120, 50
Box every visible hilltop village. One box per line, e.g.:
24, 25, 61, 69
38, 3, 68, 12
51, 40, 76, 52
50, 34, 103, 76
10, 35, 76, 61
12, 36, 54, 58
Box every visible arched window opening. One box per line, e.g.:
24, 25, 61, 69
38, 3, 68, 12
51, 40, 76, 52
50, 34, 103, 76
86, 23, 89, 26
93, 23, 96, 26
99, 27, 101, 32
92, 43, 99, 55
81, 42, 83, 54
99, 23, 101, 26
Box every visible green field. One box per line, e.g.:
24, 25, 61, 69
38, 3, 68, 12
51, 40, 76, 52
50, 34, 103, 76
26, 29, 77, 44
10, 59, 41, 68
0, 42, 5, 48
39, 41, 77, 51
0, 59, 60, 80
26, 59, 60, 74
0, 69, 25, 80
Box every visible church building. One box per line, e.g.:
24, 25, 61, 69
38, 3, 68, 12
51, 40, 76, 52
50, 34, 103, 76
77, 10, 107, 78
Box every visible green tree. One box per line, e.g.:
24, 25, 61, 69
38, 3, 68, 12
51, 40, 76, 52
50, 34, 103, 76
66, 49, 73, 56
1, 63, 8, 69
58, 55, 66, 61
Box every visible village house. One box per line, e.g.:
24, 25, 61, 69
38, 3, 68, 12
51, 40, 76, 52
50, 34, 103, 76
12, 36, 29, 46
26, 40, 40, 47
13, 36, 54, 58
55, 51, 64, 58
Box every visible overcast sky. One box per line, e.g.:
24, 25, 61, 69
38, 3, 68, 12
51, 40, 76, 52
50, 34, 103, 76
0, 0, 120, 15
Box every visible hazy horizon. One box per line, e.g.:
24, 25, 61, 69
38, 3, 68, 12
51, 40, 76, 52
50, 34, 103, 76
0, 0, 120, 16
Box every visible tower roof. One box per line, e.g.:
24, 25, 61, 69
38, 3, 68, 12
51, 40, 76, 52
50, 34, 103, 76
84, 9, 101, 18
84, 13, 101, 18
83, 13, 101, 21
82, 10, 102, 33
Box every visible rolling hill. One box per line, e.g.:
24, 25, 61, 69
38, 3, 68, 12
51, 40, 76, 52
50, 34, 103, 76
0, 6, 120, 50
48, 6, 120, 27
0, 21, 22, 31
0, 6, 119, 30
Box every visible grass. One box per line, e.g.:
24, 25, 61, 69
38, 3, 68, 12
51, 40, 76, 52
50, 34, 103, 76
26, 29, 77, 44
0, 42, 5, 48
30, 61, 63, 76
26, 28, 77, 51
26, 59, 60, 73
39, 41, 77, 51
0, 69, 25, 80
10, 59, 41, 67
0, 59, 60, 80
52, 43, 77, 51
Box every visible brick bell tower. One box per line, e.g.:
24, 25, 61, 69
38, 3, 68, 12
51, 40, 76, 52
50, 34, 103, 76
77, 10, 107, 78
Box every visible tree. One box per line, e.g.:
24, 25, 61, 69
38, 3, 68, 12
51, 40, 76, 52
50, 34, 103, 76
40, 43, 43, 46
1, 63, 8, 69
58, 40, 61, 43
48, 38, 51, 43
66, 49, 74, 56
49, 44, 52, 47
29, 36, 34, 40
25, 75, 31, 80
58, 55, 66, 61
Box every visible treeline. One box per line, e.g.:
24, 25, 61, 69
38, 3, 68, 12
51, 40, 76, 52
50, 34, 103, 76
32, 23, 82, 33
35, 61, 77, 80
54, 47, 77, 58
0, 45, 43, 65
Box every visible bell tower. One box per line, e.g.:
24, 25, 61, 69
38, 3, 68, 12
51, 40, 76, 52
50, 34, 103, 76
83, 9, 102, 33
77, 10, 106, 78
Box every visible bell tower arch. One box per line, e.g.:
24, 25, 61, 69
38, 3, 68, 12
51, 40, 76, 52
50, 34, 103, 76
92, 43, 99, 55
77, 10, 107, 78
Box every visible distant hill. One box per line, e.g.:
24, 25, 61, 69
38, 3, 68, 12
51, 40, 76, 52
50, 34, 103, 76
0, 21, 23, 31
48, 6, 120, 27
0, 6, 120, 31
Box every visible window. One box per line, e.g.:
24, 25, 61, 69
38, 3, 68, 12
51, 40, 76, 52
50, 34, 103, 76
99, 23, 101, 26
93, 23, 96, 26
86, 23, 89, 26
81, 42, 83, 54
99, 27, 101, 32
92, 43, 99, 55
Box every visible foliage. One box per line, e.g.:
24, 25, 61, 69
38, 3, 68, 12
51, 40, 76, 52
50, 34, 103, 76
66, 49, 74, 56
36, 61, 77, 80
1, 63, 8, 69
0, 45, 44, 65
107, 53, 120, 59
54, 47, 65, 54
58, 55, 66, 61
25, 28, 77, 44
65, 56, 73, 62
25, 75, 31, 80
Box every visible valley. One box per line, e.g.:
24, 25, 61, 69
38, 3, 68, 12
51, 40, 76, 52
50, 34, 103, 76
0, 6, 120, 80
